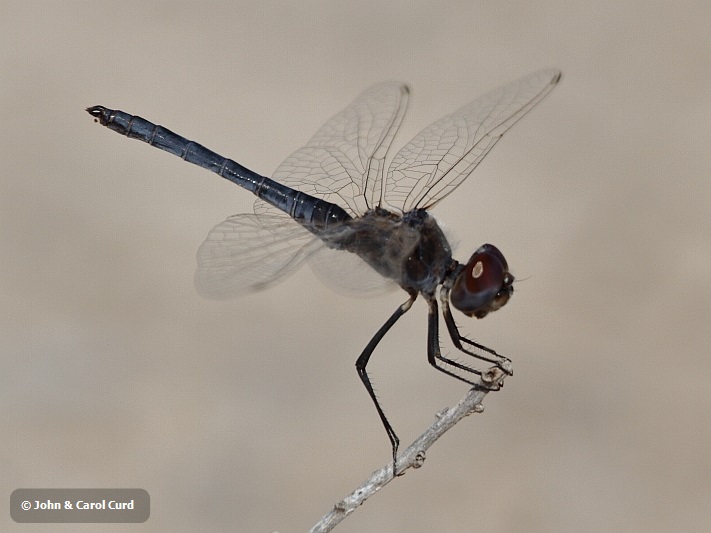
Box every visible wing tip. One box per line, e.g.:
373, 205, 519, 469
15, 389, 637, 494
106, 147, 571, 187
539, 68, 562, 86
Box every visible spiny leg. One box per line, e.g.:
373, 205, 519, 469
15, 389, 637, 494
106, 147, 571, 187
440, 285, 512, 375
356, 292, 417, 472
426, 297, 484, 386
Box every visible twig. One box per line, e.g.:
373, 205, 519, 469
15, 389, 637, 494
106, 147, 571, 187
306, 366, 509, 533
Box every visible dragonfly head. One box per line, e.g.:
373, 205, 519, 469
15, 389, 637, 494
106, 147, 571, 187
450, 244, 514, 319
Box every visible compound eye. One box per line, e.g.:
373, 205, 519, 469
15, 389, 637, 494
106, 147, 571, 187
450, 244, 513, 318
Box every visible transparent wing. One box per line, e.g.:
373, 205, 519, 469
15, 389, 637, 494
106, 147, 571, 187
195, 214, 324, 298
255, 81, 409, 218
384, 69, 561, 212
195, 213, 397, 299
307, 243, 398, 297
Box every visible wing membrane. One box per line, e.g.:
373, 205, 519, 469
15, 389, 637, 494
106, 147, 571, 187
307, 244, 397, 296
195, 214, 323, 298
255, 81, 409, 217
384, 69, 561, 212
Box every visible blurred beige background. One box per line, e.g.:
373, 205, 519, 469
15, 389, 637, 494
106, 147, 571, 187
2, 1, 710, 532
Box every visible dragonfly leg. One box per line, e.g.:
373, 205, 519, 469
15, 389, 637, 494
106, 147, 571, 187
439, 285, 513, 376
426, 297, 486, 387
356, 291, 417, 472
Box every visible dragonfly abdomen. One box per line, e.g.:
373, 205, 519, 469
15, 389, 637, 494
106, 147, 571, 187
87, 106, 351, 232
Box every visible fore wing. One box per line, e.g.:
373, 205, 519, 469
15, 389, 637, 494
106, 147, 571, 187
255, 81, 409, 218
384, 69, 561, 212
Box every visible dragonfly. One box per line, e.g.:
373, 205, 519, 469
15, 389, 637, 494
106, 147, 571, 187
87, 68, 561, 467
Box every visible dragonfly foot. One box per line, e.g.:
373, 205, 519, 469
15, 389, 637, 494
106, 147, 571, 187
481, 366, 508, 389
496, 357, 513, 376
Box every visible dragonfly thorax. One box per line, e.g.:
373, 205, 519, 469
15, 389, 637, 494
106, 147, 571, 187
336, 208, 455, 295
